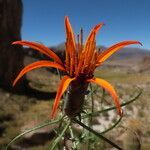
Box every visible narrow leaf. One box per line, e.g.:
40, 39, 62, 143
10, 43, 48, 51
82, 88, 142, 118
50, 121, 70, 150
5, 119, 60, 150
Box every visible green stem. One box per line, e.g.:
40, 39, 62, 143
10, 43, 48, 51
83, 89, 142, 118
88, 84, 94, 127
6, 119, 61, 150
100, 88, 105, 108
90, 84, 94, 114
73, 118, 122, 150
69, 125, 77, 149
87, 84, 94, 149
100, 116, 122, 134
50, 121, 70, 150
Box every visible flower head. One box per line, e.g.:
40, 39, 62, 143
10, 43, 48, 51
13, 16, 141, 118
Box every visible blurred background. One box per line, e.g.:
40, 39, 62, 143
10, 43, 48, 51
0, 0, 149, 149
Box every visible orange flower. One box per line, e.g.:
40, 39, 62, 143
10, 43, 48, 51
12, 16, 141, 118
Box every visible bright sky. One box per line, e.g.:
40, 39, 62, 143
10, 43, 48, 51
22, 0, 150, 49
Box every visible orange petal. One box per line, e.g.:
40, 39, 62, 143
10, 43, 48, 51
86, 78, 122, 116
84, 23, 104, 45
65, 16, 76, 50
13, 61, 65, 86
12, 41, 63, 65
79, 23, 104, 73
97, 41, 142, 64
65, 16, 76, 76
51, 76, 76, 118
